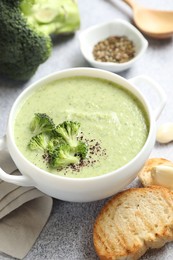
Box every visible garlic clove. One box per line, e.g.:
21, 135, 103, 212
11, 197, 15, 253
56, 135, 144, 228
156, 122, 173, 144
151, 165, 173, 189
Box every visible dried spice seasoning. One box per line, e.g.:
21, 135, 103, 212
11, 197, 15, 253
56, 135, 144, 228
92, 35, 135, 63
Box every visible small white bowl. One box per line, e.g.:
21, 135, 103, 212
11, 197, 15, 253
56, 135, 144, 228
79, 19, 148, 72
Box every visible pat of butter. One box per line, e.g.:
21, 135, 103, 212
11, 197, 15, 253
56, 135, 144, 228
151, 165, 173, 189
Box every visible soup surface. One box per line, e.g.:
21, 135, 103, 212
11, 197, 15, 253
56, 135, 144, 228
14, 76, 149, 178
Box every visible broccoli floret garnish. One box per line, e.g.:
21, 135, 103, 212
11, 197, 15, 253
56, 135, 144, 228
48, 122, 88, 168
30, 113, 55, 135
47, 137, 66, 152
75, 141, 88, 160
28, 133, 49, 151
0, 0, 80, 80
28, 114, 89, 169
55, 121, 81, 148
48, 144, 80, 168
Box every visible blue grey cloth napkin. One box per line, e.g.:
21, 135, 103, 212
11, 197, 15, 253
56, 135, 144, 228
0, 149, 53, 259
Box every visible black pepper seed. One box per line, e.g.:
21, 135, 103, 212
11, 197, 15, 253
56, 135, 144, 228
42, 134, 108, 174
93, 35, 135, 63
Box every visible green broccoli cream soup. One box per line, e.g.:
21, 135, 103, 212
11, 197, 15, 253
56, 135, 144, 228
14, 76, 149, 178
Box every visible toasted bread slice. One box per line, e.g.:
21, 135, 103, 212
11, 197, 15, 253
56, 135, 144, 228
93, 186, 173, 260
138, 158, 173, 187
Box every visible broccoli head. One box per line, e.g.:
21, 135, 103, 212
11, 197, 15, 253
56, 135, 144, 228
0, 0, 80, 80
48, 143, 80, 168
55, 121, 81, 148
28, 133, 49, 151
0, 0, 52, 80
30, 113, 55, 135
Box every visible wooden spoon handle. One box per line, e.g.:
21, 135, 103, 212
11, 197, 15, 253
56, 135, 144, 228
123, 0, 137, 9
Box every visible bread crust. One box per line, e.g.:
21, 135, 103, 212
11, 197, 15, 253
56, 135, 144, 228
138, 158, 173, 187
93, 186, 173, 260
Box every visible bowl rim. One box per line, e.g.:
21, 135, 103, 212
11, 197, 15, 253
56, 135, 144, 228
79, 19, 148, 67
7, 67, 154, 183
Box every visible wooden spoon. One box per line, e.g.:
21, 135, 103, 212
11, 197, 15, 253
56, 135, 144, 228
123, 0, 173, 39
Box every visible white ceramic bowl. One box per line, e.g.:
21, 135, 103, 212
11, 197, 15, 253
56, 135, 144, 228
0, 68, 166, 202
79, 19, 148, 72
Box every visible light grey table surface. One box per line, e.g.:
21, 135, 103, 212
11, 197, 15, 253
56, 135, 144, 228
1, 0, 173, 259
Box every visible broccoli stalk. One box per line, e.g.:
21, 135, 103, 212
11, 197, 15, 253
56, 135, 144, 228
21, 0, 81, 36
30, 113, 55, 135
48, 144, 80, 168
0, 0, 80, 80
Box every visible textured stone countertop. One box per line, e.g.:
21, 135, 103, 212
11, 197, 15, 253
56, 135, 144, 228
1, 0, 173, 259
